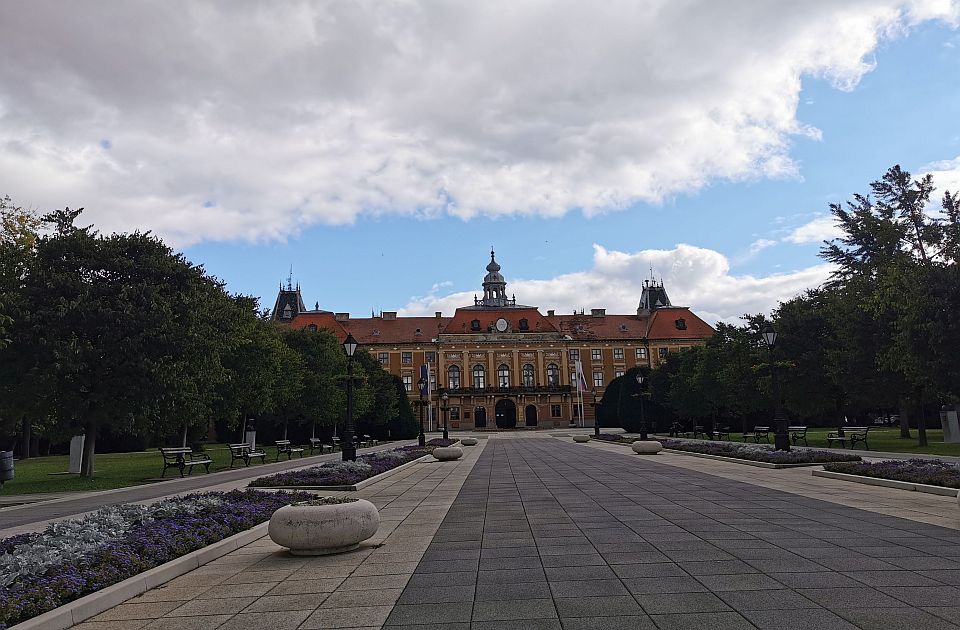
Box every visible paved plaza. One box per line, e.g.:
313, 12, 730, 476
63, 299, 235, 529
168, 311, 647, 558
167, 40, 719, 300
46, 434, 960, 629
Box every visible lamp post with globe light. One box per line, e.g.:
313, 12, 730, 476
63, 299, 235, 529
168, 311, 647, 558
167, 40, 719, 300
341, 333, 359, 462
761, 323, 790, 452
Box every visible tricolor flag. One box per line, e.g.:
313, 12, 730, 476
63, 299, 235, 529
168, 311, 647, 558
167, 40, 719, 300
574, 360, 588, 393
420, 364, 430, 397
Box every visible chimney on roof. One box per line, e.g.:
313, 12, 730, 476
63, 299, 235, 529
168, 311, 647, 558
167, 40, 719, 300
335, 313, 349, 321
591, 308, 606, 317
547, 310, 555, 317
435, 311, 442, 318
383, 311, 397, 321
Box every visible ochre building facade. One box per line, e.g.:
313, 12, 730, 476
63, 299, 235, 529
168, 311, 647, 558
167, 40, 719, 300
274, 251, 714, 430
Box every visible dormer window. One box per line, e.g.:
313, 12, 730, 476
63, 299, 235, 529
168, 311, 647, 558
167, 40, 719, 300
471, 319, 481, 331
307, 324, 318, 332
675, 318, 687, 330
372, 328, 380, 336
575, 324, 585, 333
281, 304, 293, 319
619, 324, 628, 332
519, 318, 529, 331
415, 328, 422, 336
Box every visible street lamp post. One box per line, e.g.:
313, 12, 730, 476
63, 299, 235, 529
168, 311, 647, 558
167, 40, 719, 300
416, 377, 427, 447
441, 391, 450, 440
761, 323, 790, 452
341, 333, 359, 462
636, 372, 648, 441
592, 387, 600, 438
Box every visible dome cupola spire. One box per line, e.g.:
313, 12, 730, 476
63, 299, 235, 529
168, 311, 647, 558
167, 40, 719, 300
475, 248, 515, 307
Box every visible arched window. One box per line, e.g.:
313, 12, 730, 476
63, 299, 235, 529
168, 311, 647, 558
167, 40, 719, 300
448, 365, 461, 390
547, 363, 560, 386
473, 364, 486, 389
497, 364, 510, 388
522, 364, 535, 387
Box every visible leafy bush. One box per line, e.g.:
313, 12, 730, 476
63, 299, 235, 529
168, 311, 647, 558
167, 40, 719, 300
249, 446, 429, 487
0, 490, 310, 628
659, 438, 861, 464
824, 458, 960, 488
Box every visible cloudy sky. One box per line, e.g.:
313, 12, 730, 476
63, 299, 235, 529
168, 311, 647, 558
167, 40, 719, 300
2, 1, 959, 323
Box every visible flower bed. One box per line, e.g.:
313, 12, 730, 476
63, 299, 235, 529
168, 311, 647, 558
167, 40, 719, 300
0, 489, 310, 629
249, 445, 430, 488
823, 458, 960, 489
426, 438, 457, 447
595, 433, 631, 443
659, 438, 862, 464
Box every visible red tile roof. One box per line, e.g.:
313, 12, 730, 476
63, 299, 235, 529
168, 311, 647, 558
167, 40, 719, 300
344, 316, 451, 345
441, 307, 559, 335
549, 307, 713, 341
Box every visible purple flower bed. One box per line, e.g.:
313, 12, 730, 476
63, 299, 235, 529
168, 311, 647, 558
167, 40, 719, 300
249, 445, 430, 487
823, 458, 960, 488
595, 433, 630, 443
0, 490, 311, 629
660, 438, 862, 464
426, 438, 457, 447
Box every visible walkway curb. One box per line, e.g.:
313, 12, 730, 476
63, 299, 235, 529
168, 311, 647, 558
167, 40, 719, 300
250, 454, 434, 491
9, 521, 271, 630
812, 469, 960, 497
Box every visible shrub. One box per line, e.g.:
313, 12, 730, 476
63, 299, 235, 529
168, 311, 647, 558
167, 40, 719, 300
659, 438, 861, 464
249, 446, 430, 487
823, 458, 960, 488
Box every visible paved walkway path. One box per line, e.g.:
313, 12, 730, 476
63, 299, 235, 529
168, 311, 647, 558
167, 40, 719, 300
0, 442, 414, 535
71, 434, 960, 629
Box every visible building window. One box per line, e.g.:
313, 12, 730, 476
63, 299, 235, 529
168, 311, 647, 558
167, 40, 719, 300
473, 364, 486, 389
551, 404, 562, 418
430, 371, 436, 391
378, 352, 389, 365
570, 371, 577, 387
546, 363, 559, 386
471, 319, 481, 331
675, 318, 687, 330
574, 405, 580, 417
450, 407, 460, 421
522, 364, 535, 387
448, 365, 461, 389
613, 348, 624, 360
497, 364, 510, 388
591, 349, 601, 361
569, 349, 579, 360
658, 347, 668, 359
615, 369, 625, 378
402, 375, 412, 392
307, 324, 318, 332
636, 347, 647, 360
519, 318, 529, 331
593, 370, 604, 387
426, 351, 435, 363
402, 351, 412, 364
415, 328, 422, 336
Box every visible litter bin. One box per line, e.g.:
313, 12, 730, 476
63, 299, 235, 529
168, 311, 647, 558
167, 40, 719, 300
942, 406, 960, 443
0, 451, 14, 487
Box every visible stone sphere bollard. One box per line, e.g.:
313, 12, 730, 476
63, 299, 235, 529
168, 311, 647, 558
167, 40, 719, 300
631, 440, 663, 455
432, 446, 463, 461
573, 435, 590, 443
460, 437, 478, 446
269, 498, 380, 556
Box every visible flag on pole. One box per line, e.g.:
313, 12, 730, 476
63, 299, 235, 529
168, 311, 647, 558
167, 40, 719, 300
575, 360, 588, 393
420, 364, 430, 397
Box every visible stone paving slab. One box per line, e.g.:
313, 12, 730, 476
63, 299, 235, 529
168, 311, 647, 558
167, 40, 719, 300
54, 433, 960, 629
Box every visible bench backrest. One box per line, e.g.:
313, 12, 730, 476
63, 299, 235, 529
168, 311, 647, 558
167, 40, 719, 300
276, 440, 291, 446
848, 426, 871, 433
753, 426, 770, 432
229, 443, 251, 452
788, 426, 807, 431
309, 437, 323, 444
160, 447, 192, 454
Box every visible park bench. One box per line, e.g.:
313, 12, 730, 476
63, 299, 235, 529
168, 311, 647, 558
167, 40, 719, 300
668, 422, 684, 437
362, 434, 379, 447
332, 437, 341, 451
274, 439, 305, 461
228, 443, 267, 467
159, 447, 212, 478
742, 426, 770, 443
710, 426, 730, 440
827, 426, 873, 450
692, 425, 707, 439
308, 437, 334, 454
789, 426, 809, 446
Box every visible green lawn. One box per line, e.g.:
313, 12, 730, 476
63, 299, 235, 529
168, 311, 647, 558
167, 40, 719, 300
662, 427, 960, 457
2, 443, 266, 495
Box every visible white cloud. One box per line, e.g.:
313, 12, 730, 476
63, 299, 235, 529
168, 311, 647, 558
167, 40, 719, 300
784, 215, 844, 244
398, 243, 834, 324
1, 1, 957, 246
922, 155, 960, 197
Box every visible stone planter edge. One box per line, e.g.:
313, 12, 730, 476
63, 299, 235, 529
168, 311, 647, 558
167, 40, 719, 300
9, 521, 270, 630
251, 453, 433, 492
812, 469, 959, 497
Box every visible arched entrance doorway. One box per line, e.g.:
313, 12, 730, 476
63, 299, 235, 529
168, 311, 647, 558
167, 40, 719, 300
495, 399, 517, 429
525, 404, 538, 427
474, 406, 487, 428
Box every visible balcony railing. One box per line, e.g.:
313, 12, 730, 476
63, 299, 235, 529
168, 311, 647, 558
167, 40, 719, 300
441, 385, 572, 396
